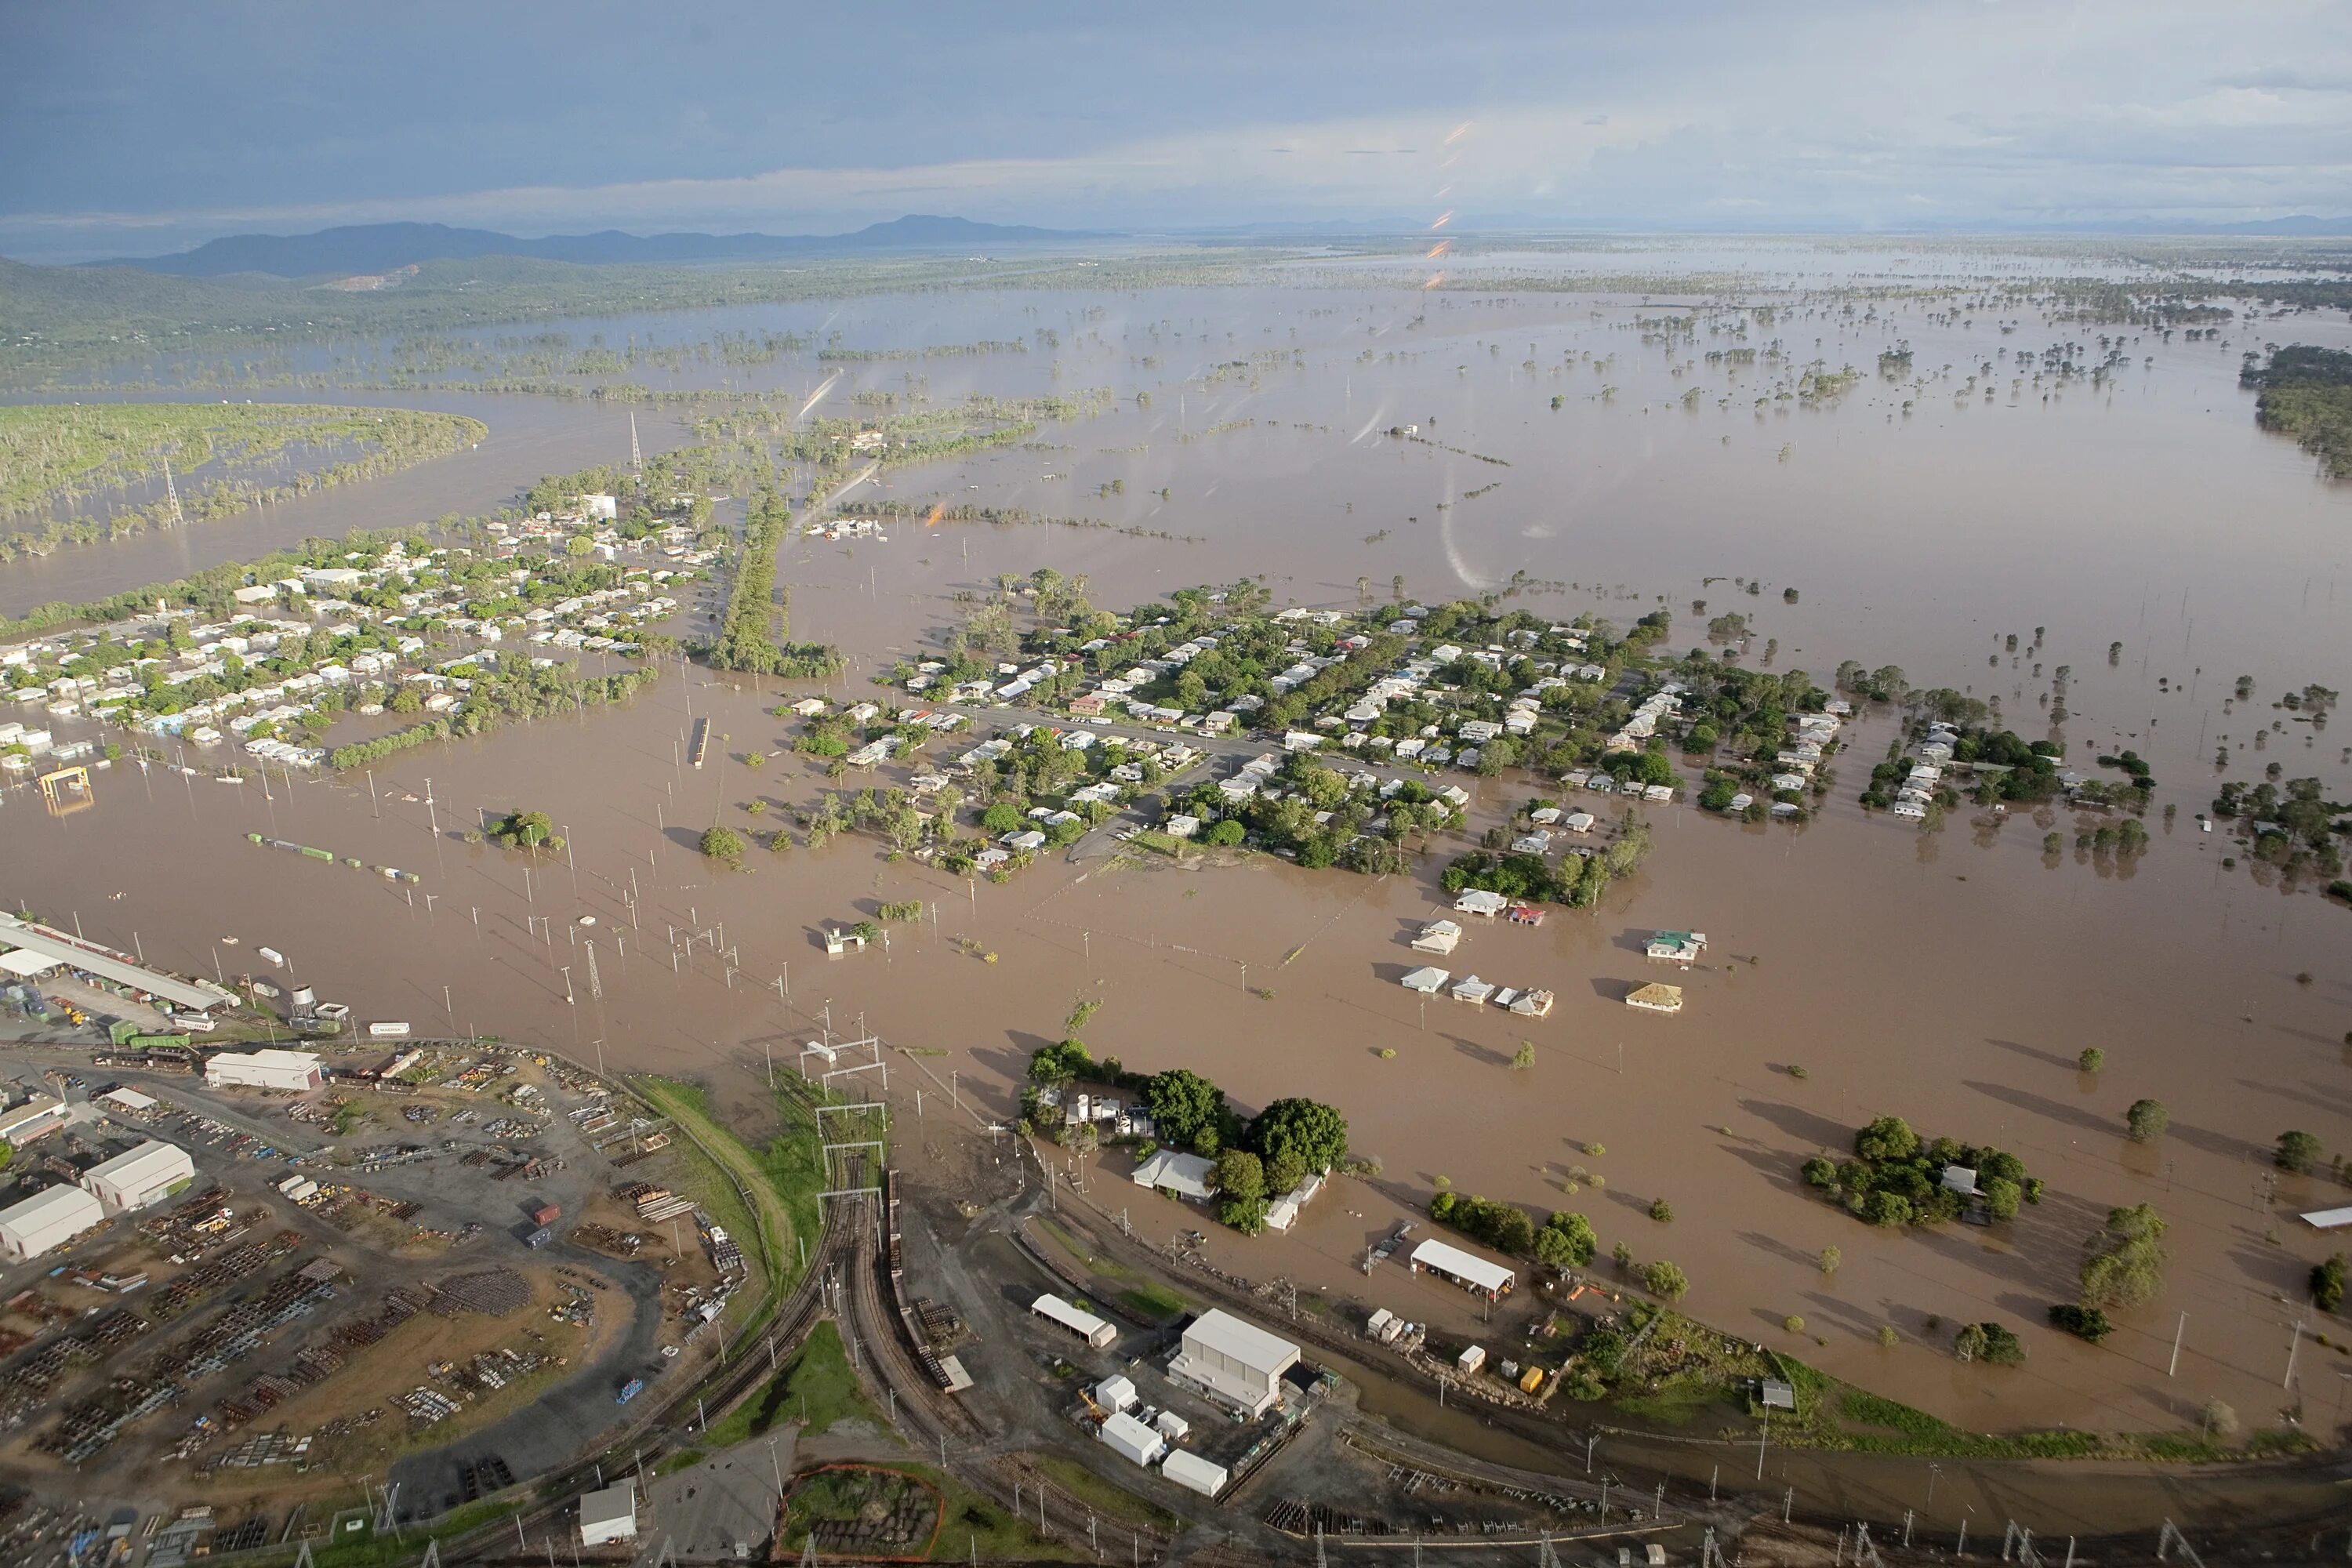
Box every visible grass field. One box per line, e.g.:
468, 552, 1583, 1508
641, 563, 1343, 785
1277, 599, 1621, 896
906, 1463, 1083, 1563
1033, 1455, 1183, 1530
703, 1321, 889, 1447
239, 1497, 519, 1568
630, 1077, 800, 1316
1033, 1218, 1190, 1323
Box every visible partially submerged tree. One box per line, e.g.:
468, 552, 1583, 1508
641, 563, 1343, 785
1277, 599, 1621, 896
2277, 1130, 2325, 1174
2079, 1203, 2168, 1310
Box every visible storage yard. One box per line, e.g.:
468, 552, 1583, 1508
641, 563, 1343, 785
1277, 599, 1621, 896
0, 1036, 752, 1546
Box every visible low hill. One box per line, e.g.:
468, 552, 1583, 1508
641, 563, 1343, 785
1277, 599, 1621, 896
87, 215, 1110, 278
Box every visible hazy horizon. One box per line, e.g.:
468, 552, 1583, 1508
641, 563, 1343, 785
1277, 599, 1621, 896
5, 0, 2348, 265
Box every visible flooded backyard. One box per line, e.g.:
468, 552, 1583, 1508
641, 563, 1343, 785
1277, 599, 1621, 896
4, 247, 2350, 1464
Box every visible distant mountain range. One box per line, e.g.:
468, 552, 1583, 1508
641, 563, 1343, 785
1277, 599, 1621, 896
61, 211, 2352, 281
86, 215, 1116, 278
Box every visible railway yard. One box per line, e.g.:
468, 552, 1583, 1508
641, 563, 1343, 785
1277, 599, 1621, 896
0, 1008, 1722, 1567
0, 1017, 2341, 1565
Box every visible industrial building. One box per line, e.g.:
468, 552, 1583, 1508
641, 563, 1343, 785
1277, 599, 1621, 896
205, 1047, 324, 1092
82, 1140, 195, 1212
1408, 1237, 1516, 1299
1167, 1308, 1299, 1418
1160, 1449, 1229, 1500
578, 1480, 638, 1546
1097, 1410, 1166, 1468
0, 1184, 106, 1261
0, 912, 234, 1013
0, 1093, 69, 1147
1031, 1293, 1118, 1349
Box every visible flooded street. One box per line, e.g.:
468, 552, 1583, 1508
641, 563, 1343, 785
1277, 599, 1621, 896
5, 254, 2349, 1458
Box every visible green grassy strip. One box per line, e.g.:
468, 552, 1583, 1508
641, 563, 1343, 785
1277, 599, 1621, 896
630, 1077, 797, 1309
703, 1321, 891, 1447
1032, 1456, 1183, 1530
240, 1498, 520, 1568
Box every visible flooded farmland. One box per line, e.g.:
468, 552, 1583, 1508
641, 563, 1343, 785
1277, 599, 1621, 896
5, 246, 2350, 1465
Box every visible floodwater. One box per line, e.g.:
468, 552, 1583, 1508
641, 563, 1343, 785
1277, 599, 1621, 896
6, 251, 2351, 1465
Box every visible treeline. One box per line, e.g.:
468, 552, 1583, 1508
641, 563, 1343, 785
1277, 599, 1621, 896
0, 249, 1257, 387
835, 499, 1201, 543
816, 340, 1029, 361
1428, 1192, 1597, 1269
2243, 345, 2352, 480
328, 659, 660, 770
699, 492, 843, 679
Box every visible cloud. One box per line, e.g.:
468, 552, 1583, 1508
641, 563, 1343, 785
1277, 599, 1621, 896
3, 0, 2348, 259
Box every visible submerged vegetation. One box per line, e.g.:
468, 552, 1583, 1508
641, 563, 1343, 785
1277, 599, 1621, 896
0, 402, 485, 562
1800, 1115, 2041, 1228
700, 491, 841, 678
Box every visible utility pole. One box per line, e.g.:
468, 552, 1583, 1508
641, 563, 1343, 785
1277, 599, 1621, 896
2170, 1311, 2187, 1377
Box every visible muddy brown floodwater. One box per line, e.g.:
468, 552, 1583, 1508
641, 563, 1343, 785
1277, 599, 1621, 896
5, 257, 2349, 1479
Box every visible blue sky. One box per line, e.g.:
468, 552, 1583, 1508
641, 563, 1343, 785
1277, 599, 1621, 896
4, 0, 2347, 261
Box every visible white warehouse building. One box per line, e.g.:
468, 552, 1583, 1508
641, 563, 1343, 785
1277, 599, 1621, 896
82, 1140, 195, 1212
0, 1184, 106, 1261
578, 1480, 637, 1546
205, 1048, 324, 1092
1168, 1308, 1300, 1418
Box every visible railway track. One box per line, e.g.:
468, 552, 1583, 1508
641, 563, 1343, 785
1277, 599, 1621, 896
445, 1212, 852, 1562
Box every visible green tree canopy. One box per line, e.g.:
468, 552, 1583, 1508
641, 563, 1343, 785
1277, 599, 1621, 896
2125, 1098, 2169, 1142
1214, 1149, 1265, 1203
2080, 1203, 2167, 1310
1248, 1098, 1348, 1176
1027, 1038, 1092, 1087
1145, 1069, 1226, 1154
1854, 1115, 1919, 1163
490, 808, 561, 851
2278, 1130, 2325, 1174
1534, 1211, 1596, 1268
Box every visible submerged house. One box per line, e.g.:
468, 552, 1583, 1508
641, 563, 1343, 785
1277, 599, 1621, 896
1411, 920, 1464, 955
1625, 982, 1684, 1014
1645, 931, 1708, 962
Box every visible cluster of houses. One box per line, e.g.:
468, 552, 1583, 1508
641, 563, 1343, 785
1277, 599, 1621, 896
1399, 896, 1558, 1017
905, 605, 1619, 777
1176, 752, 1471, 841
0, 540, 691, 773
497, 499, 720, 570
1893, 717, 1955, 820
1762, 702, 1849, 812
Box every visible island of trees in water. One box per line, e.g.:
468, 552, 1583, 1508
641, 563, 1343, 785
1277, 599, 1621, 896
2243, 344, 2352, 480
